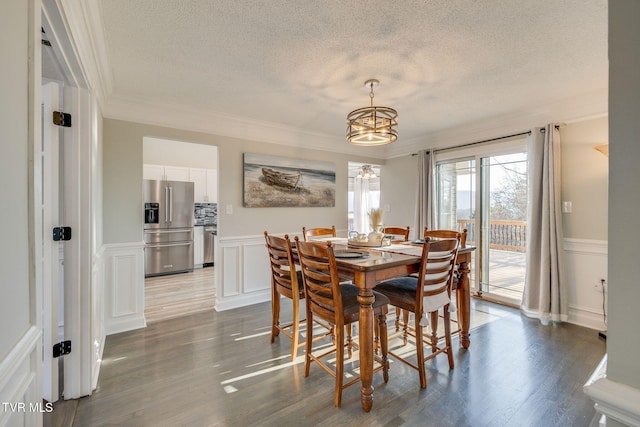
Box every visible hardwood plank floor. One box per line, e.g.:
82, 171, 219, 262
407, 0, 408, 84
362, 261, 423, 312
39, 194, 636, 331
144, 267, 215, 324
45, 299, 605, 427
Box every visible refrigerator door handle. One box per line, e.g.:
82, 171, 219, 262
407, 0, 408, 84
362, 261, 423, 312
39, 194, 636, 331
165, 185, 170, 223
168, 185, 173, 223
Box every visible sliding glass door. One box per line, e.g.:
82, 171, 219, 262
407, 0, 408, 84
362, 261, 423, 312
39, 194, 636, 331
436, 140, 528, 305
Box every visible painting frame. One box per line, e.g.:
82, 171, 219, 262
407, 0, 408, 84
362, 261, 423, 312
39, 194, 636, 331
242, 153, 336, 208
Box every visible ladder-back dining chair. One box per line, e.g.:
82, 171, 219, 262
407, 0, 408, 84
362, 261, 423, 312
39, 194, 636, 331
264, 231, 306, 360
302, 225, 337, 241
382, 226, 411, 242
295, 237, 389, 407
375, 234, 460, 389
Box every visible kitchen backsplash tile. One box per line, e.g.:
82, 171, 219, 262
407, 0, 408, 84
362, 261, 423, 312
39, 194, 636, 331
195, 203, 217, 225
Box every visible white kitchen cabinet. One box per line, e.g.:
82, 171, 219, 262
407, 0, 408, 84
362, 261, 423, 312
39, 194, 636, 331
189, 168, 208, 202
143, 164, 190, 182
143, 164, 165, 181
164, 166, 190, 181
206, 169, 217, 203
193, 226, 204, 268
189, 167, 217, 202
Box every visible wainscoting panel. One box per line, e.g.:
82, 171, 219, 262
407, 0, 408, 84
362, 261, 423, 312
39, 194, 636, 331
0, 326, 41, 427
243, 242, 271, 293
103, 242, 145, 335
564, 238, 608, 330
216, 235, 271, 311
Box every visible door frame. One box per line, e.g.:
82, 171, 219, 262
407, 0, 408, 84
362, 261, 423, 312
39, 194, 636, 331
434, 137, 528, 302
42, 0, 98, 399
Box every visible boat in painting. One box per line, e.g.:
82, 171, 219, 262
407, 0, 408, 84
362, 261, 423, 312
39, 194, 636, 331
262, 168, 302, 189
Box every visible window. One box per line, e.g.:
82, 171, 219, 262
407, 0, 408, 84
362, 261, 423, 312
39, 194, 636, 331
348, 162, 381, 234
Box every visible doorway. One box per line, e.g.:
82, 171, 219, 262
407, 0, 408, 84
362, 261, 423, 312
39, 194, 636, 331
142, 138, 219, 323
435, 139, 528, 306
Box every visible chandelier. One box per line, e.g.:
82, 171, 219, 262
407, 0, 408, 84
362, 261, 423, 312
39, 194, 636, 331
346, 79, 398, 146
356, 164, 377, 179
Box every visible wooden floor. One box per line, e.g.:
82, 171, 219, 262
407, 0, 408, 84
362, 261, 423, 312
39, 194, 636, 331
144, 267, 215, 324
45, 298, 605, 427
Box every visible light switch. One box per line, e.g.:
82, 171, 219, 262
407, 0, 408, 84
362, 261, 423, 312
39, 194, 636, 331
226, 204, 233, 214
562, 201, 572, 213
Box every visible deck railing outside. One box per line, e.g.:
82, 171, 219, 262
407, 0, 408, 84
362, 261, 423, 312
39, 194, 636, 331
457, 219, 526, 252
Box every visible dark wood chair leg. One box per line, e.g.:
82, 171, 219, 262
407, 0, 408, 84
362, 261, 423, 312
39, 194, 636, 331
378, 314, 389, 383
271, 290, 280, 342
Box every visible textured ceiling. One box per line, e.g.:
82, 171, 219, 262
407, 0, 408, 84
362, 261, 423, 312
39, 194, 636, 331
93, 0, 607, 154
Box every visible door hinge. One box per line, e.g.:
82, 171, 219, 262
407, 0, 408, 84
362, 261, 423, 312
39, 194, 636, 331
53, 226, 72, 241
53, 111, 72, 127
53, 340, 71, 358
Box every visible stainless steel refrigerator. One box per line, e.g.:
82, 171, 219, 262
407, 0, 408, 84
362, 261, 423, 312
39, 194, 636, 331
143, 180, 194, 277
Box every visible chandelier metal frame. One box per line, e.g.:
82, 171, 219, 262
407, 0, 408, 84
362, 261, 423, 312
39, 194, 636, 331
346, 79, 398, 146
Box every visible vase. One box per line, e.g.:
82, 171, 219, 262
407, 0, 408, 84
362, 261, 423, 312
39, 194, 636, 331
367, 224, 384, 243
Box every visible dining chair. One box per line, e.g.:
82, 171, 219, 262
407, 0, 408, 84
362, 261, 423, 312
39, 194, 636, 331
382, 226, 411, 242
295, 237, 390, 407
422, 228, 467, 340
395, 228, 468, 335
302, 225, 337, 241
264, 231, 306, 360
375, 234, 461, 389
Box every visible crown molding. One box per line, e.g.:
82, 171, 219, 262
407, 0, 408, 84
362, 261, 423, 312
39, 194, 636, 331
103, 93, 390, 159
385, 88, 608, 159
58, 0, 113, 108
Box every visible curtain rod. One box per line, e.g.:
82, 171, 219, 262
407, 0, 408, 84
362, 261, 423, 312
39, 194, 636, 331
412, 125, 560, 156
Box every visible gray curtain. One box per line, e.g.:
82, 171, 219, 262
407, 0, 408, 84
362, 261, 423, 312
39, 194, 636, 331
414, 150, 435, 240
522, 125, 568, 324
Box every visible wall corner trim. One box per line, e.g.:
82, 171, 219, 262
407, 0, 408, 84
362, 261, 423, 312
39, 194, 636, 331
584, 355, 640, 426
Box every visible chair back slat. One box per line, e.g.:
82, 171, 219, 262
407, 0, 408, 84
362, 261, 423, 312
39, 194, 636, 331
415, 236, 460, 309
382, 226, 410, 242
264, 232, 300, 293
295, 238, 343, 322
302, 226, 337, 241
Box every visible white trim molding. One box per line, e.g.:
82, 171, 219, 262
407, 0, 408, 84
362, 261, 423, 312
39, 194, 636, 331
0, 326, 42, 427
563, 238, 608, 331
215, 234, 271, 311
91, 246, 106, 391
103, 242, 146, 335
584, 355, 640, 426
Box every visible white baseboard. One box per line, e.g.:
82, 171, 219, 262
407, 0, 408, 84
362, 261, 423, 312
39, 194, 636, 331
215, 290, 271, 312
584, 355, 640, 426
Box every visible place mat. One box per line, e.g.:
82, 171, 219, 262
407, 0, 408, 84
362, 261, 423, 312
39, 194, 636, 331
334, 250, 369, 259
374, 243, 424, 257
347, 239, 391, 248
311, 237, 349, 245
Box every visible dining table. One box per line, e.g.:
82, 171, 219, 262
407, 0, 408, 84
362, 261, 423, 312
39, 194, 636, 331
313, 237, 476, 412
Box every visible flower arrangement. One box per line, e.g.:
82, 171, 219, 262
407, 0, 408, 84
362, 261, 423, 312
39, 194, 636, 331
368, 208, 384, 231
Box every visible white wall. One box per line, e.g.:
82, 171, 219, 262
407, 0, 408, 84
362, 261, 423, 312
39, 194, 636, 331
561, 116, 608, 240
0, 1, 42, 425
608, 0, 640, 400
143, 136, 218, 169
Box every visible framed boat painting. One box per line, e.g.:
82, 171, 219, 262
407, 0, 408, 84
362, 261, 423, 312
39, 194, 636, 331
243, 153, 336, 207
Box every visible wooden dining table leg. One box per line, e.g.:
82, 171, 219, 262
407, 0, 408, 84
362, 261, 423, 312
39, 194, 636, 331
457, 258, 471, 349
357, 286, 375, 412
